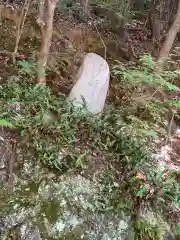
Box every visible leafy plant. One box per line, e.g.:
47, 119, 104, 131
0, 119, 15, 128
0, 77, 178, 238
176, 223, 180, 235
134, 219, 163, 240
113, 55, 180, 137
17, 59, 37, 77
114, 55, 180, 91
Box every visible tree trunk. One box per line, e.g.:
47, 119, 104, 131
37, 0, 45, 28
13, 0, 31, 60
80, 0, 89, 13
37, 0, 57, 83
157, 0, 180, 68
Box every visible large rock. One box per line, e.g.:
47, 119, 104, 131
39, 174, 131, 240
0, 157, 131, 239
19, 221, 42, 240
68, 53, 110, 114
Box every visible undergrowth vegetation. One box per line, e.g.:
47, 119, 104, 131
113, 55, 180, 139
0, 65, 179, 220
0, 0, 180, 237
134, 219, 163, 240
0, 56, 179, 238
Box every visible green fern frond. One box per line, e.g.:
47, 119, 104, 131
0, 119, 15, 128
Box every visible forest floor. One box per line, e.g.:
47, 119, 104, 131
0, 2, 179, 240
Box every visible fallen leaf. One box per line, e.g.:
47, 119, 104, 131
136, 171, 146, 181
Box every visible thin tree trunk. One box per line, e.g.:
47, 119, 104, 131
84, 0, 89, 13
157, 0, 180, 68
13, 0, 31, 61
37, 0, 45, 27
37, 0, 57, 83
81, 0, 89, 13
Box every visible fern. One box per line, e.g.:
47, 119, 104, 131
0, 119, 15, 128
113, 55, 180, 92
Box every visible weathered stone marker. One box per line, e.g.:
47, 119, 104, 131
68, 53, 110, 114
